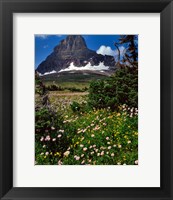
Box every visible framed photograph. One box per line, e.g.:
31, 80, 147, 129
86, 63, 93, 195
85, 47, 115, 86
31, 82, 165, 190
0, 0, 173, 199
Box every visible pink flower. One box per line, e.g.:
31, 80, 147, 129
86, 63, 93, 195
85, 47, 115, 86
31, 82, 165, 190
45, 152, 49, 156
106, 137, 109, 140
45, 135, 50, 141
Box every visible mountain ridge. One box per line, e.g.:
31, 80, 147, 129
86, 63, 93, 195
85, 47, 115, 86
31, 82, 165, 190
36, 35, 116, 74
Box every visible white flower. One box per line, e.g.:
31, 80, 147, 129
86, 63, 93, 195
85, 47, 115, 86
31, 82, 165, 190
97, 153, 100, 156
89, 145, 93, 149
58, 160, 62, 165
45, 152, 49, 156
51, 126, 55, 130
91, 134, 95, 137
91, 151, 94, 155
81, 160, 85, 164
107, 142, 110, 145
64, 151, 70, 157
101, 151, 104, 156
83, 147, 87, 151
40, 152, 44, 155
111, 153, 114, 157
57, 134, 62, 138
118, 144, 122, 148
117, 162, 121, 165
40, 137, 44, 141
108, 146, 111, 149
135, 160, 138, 165
80, 144, 84, 148
106, 137, 109, 140
127, 140, 131, 144
93, 144, 96, 148
81, 154, 84, 157
113, 144, 117, 147
52, 138, 56, 142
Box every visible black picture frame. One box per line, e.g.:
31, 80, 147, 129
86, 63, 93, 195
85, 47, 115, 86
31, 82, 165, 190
0, 0, 173, 199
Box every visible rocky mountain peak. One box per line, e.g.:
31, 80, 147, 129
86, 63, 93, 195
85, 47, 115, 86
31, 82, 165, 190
54, 35, 87, 52
37, 35, 116, 74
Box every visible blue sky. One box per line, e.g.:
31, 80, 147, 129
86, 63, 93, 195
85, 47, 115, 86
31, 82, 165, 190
35, 35, 137, 68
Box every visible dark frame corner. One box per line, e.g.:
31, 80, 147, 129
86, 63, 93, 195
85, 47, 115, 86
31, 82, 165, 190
0, 0, 173, 200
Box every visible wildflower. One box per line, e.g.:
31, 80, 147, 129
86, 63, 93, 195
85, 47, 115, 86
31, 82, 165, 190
95, 149, 98, 152
89, 145, 93, 149
113, 144, 117, 147
117, 162, 121, 165
57, 134, 62, 138
106, 137, 109, 140
45, 152, 49, 156
91, 134, 95, 137
88, 159, 92, 163
101, 151, 104, 156
135, 160, 138, 165
108, 146, 111, 150
80, 144, 84, 148
40, 152, 44, 155
127, 140, 131, 144
45, 135, 50, 141
64, 151, 70, 157
43, 145, 46, 148
52, 138, 56, 142
81, 160, 85, 164
91, 123, 94, 126
75, 156, 80, 160
107, 142, 110, 145
93, 144, 96, 148
106, 152, 109, 154
97, 153, 100, 156
83, 147, 87, 151
59, 130, 64, 133
103, 123, 106, 126
91, 151, 94, 155
81, 154, 84, 157
51, 126, 55, 130
118, 144, 122, 148
58, 160, 62, 165
40, 137, 44, 142
111, 153, 114, 157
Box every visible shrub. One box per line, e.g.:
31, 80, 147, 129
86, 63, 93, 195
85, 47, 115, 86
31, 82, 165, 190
88, 66, 138, 111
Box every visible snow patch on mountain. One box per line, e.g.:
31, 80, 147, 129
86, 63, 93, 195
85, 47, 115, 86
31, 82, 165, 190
59, 62, 109, 72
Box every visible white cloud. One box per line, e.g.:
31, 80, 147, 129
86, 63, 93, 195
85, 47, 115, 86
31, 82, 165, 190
96, 45, 115, 57
59, 62, 109, 72
96, 45, 126, 61
35, 34, 49, 39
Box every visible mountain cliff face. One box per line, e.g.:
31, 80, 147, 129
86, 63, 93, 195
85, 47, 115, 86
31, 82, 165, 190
37, 35, 116, 74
